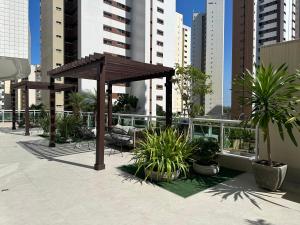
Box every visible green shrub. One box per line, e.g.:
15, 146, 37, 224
133, 128, 193, 182
191, 137, 220, 165
38, 113, 50, 135
56, 114, 82, 142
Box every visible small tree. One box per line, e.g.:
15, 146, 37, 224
242, 64, 300, 166
113, 94, 138, 113
68, 92, 85, 118
173, 64, 212, 118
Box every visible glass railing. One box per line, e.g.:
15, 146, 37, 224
0, 110, 258, 158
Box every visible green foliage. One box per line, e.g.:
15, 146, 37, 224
156, 104, 166, 116
113, 94, 138, 113
67, 92, 86, 116
133, 128, 194, 182
191, 137, 220, 165
82, 90, 97, 112
240, 64, 300, 165
56, 114, 83, 142
173, 64, 212, 117
38, 113, 50, 135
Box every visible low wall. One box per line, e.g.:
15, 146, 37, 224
217, 153, 253, 172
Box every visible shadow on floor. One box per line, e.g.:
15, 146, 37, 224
17, 139, 123, 170
245, 219, 274, 225
206, 177, 293, 210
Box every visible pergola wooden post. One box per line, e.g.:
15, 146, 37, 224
24, 84, 30, 136
11, 87, 16, 130
95, 64, 106, 170
107, 83, 113, 129
165, 73, 173, 127
49, 78, 56, 147
48, 53, 175, 171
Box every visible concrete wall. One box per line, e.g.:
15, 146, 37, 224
260, 39, 300, 184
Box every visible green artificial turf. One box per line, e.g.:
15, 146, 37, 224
119, 164, 243, 198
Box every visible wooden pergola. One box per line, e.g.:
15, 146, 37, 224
48, 53, 175, 171
11, 80, 76, 135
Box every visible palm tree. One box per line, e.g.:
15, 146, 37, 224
68, 92, 85, 118
242, 64, 300, 166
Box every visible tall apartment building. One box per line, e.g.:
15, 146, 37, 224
173, 13, 191, 113
231, 0, 255, 119
41, 0, 177, 116
231, 0, 298, 119
0, 0, 30, 109
40, 0, 65, 111
205, 0, 225, 116
191, 12, 206, 72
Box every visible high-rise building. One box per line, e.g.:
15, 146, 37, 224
0, 0, 31, 110
40, 0, 65, 111
173, 13, 191, 113
191, 12, 206, 72
231, 0, 255, 119
231, 0, 298, 119
205, 0, 225, 116
41, 0, 177, 116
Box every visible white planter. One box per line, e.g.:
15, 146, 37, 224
193, 162, 220, 176
144, 168, 180, 182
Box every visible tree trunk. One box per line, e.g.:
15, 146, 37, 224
266, 126, 272, 166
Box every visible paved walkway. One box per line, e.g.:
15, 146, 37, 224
1, 129, 300, 225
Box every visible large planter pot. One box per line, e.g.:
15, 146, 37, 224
193, 162, 220, 176
252, 160, 287, 191
144, 168, 180, 182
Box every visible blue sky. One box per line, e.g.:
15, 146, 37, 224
29, 0, 232, 106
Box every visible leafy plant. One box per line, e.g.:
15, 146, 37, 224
133, 128, 193, 182
56, 114, 82, 142
38, 113, 50, 135
191, 137, 220, 165
67, 92, 86, 117
240, 64, 300, 166
173, 64, 212, 118
113, 94, 138, 113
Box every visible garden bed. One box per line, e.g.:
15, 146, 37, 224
119, 165, 243, 198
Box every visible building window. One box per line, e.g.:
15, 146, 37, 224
56, 49, 62, 52
56, 21, 62, 25
157, 0, 164, 2
157, 18, 164, 25
156, 85, 163, 90
56, 63, 62, 67
156, 96, 163, 101
103, 39, 113, 45
56, 35, 62, 38
157, 41, 164, 46
157, 7, 164, 14
56, 7, 62, 11
157, 52, 163, 57
157, 29, 164, 36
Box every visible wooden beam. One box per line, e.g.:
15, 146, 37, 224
11, 87, 16, 130
165, 74, 173, 127
94, 63, 106, 171
24, 84, 30, 136
107, 83, 112, 128
49, 78, 56, 147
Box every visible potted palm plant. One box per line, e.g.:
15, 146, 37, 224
133, 128, 193, 182
241, 64, 300, 191
191, 137, 220, 176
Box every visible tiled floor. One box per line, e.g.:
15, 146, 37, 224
1, 129, 300, 225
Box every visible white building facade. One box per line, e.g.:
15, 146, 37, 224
0, 0, 30, 109
41, 0, 177, 115
254, 0, 297, 65
205, 0, 225, 116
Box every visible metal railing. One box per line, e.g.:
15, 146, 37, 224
0, 110, 258, 158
